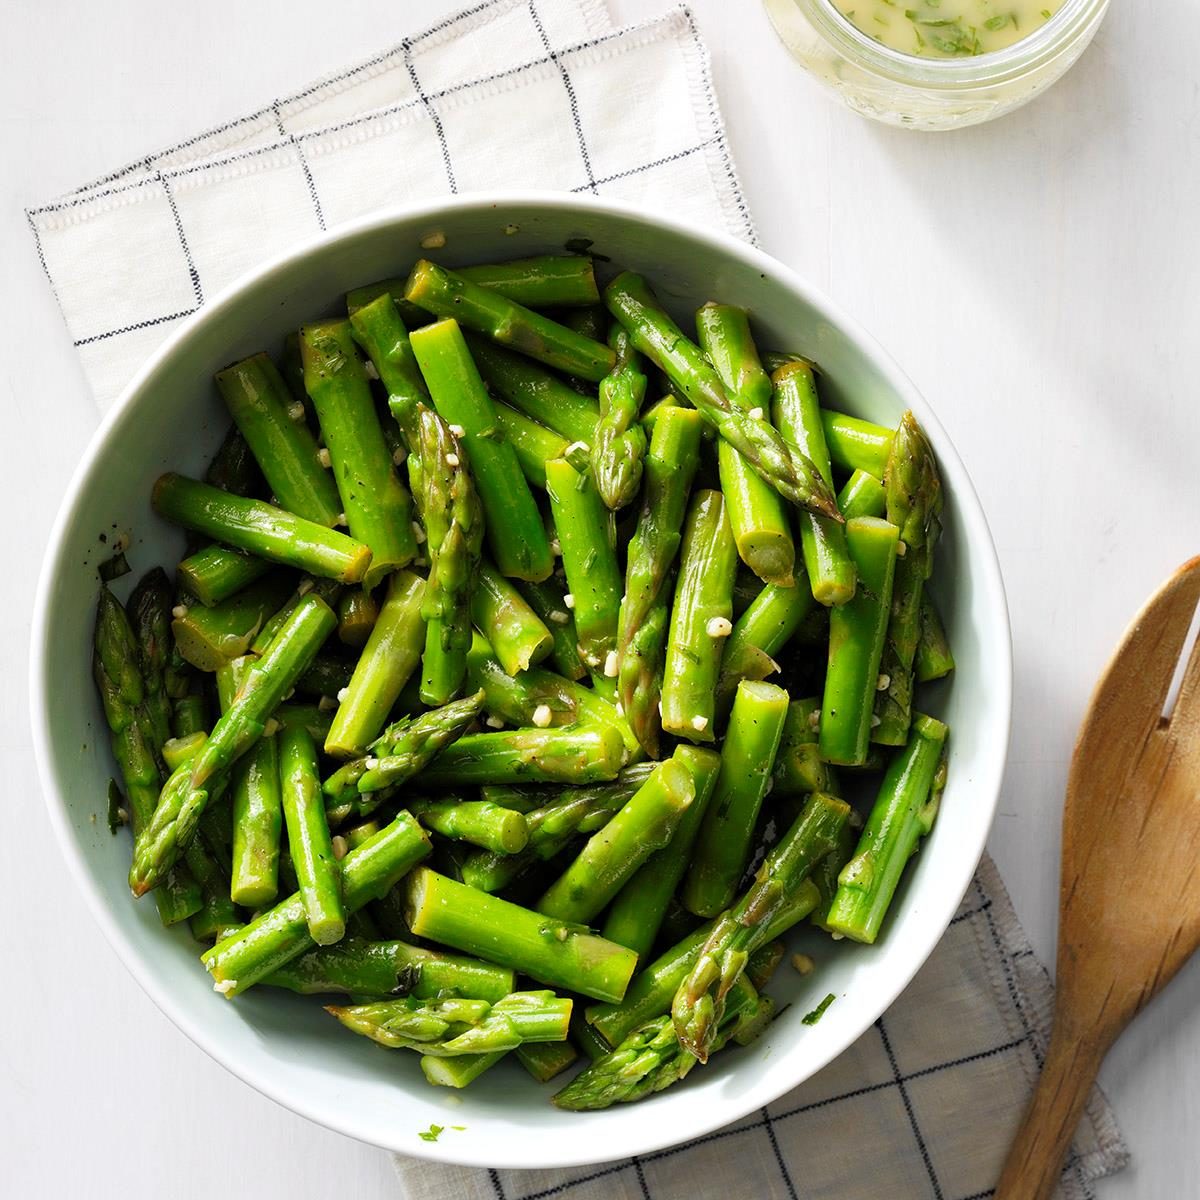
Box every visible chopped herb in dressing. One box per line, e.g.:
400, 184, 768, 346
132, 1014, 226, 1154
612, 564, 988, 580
418, 1124, 444, 1143
802, 993, 837, 1025
832, 0, 1060, 57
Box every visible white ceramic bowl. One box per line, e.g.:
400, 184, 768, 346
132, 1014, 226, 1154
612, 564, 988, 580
31, 193, 1011, 1168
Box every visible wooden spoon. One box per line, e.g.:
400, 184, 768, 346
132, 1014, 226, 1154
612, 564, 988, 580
996, 557, 1200, 1199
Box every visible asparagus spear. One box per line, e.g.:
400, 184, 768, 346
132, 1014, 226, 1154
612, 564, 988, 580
819, 518, 900, 766
821, 410, 894, 477
537, 753, 699, 924
466, 336, 601, 447
661, 489, 738, 743
591, 327, 647, 510
405, 867, 637, 1003
681, 680, 790, 917
458, 766, 656, 893
325, 570, 425, 757
466, 632, 579, 728
170, 574, 294, 672
411, 403, 484, 704
915, 596, 955, 682
300, 319, 418, 586
545, 457, 622, 673
457, 255, 600, 308
672, 791, 850, 1061
837, 469, 887, 521
153, 474, 372, 584
772, 698, 837, 798
826, 714, 947, 944
295, 653, 355, 701
203, 810, 430, 996
772, 361, 856, 605
185, 838, 242, 942
322, 691, 484, 824
264, 938, 413, 997
405, 260, 615, 382
409, 318, 553, 581
125, 567, 174, 753
586, 881, 820, 1048
616, 406, 705, 756
336, 589, 378, 649
204, 424, 265, 496
517, 1040, 580, 1083
874, 412, 943, 745
602, 745, 721, 958
216, 352, 342, 526
280, 724, 345, 944
176, 543, 271, 608
518, 578, 587, 681
494, 404, 571, 489
470, 563, 553, 676
604, 273, 838, 518
716, 576, 815, 708
409, 797, 529, 855
129, 595, 336, 895
229, 734, 283, 907
697, 304, 796, 588
347, 293, 427, 449
417, 724, 627, 788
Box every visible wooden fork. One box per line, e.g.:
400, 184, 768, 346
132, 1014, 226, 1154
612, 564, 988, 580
996, 557, 1200, 1198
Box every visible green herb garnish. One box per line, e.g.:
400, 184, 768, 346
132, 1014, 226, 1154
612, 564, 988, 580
802, 993, 836, 1025
418, 1124, 444, 1143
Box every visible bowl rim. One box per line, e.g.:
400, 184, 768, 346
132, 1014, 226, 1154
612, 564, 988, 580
30, 189, 1012, 1168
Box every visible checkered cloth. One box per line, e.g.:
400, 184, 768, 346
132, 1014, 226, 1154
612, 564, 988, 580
27, 2, 1128, 1197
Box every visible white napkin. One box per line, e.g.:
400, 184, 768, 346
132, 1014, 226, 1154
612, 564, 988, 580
27, 3, 1128, 1197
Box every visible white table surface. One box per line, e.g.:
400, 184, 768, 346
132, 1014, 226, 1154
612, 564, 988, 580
3, 0, 1197, 1195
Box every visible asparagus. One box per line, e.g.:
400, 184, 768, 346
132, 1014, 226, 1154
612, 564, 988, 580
591, 327, 647, 510
616, 406, 705, 756
325, 570, 425, 757
466, 336, 601, 446
821, 410, 894, 477
537, 753, 699, 924
837, 469, 887, 521
915, 596, 955, 682
405, 260, 615, 382
405, 867, 638, 1003
682, 680, 790, 918
264, 938, 412, 996
457, 255, 600, 308
604, 273, 838, 517
672, 791, 851, 1061
410, 797, 529, 855
554, 978, 763, 1110
345, 279, 429, 326
336, 589, 378, 649
417, 724, 627, 788
177, 543, 271, 608
420, 1052, 505, 1088
697, 304, 795, 588
586, 881, 820, 1049
661, 489, 738, 743
249, 577, 342, 655
517, 1041, 580, 1083
459, 766, 656, 892
229, 734, 283, 907
409, 318, 553, 581
204, 424, 264, 496
518, 578, 587, 681
323, 691, 484, 823
819, 518, 900, 766
494, 404, 571, 489
602, 746, 721, 958
470, 563, 553, 676
185, 839, 241, 942
216, 352, 342, 526
153, 474, 372, 584
826, 714, 948, 943
171, 692, 209, 739
203, 810, 430, 996
125, 567, 174, 753
295, 653, 354, 701
170, 574, 294, 672
716, 577, 815, 708
772, 361, 855, 605
130, 595, 336, 895
280, 724, 345, 944
545, 457, 622, 673
874, 412, 943, 745
466, 633, 579, 728
772, 698, 837, 798
300, 319, 418, 586
347, 293, 427, 449
809, 819, 857, 932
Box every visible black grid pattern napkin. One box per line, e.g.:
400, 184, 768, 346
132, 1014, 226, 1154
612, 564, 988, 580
27, 2, 1127, 1196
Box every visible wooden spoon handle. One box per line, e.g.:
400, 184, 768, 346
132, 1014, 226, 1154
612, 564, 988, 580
995, 1024, 1109, 1200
